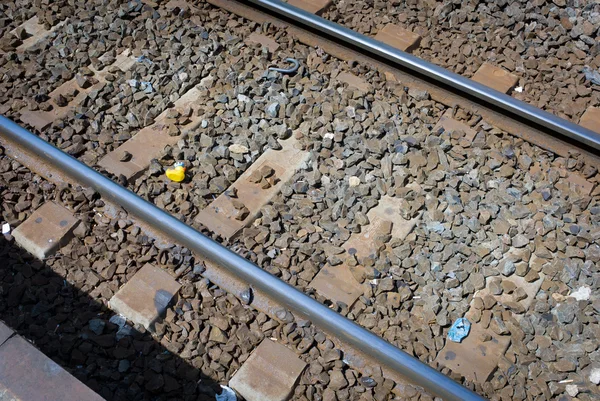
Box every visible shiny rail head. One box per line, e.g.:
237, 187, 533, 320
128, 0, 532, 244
0, 115, 486, 401
246, 0, 600, 152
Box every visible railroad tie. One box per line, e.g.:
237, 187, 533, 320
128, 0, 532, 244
433, 109, 478, 143
287, 0, 332, 15
309, 196, 422, 308
11, 201, 80, 260
8, 16, 66, 53
246, 32, 280, 53
195, 136, 311, 240
108, 263, 182, 331
335, 71, 371, 92
471, 63, 520, 94
19, 49, 136, 131
579, 106, 600, 134
435, 270, 545, 383
229, 338, 307, 401
98, 86, 206, 180
374, 24, 422, 53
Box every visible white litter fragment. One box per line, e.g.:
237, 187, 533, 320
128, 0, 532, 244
566, 384, 579, 397
324, 132, 335, 139
590, 368, 600, 384
570, 286, 591, 301
126, 79, 154, 93
2, 223, 10, 234
215, 385, 237, 401
514, 86, 523, 93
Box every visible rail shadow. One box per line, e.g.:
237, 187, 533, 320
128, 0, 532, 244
0, 234, 223, 401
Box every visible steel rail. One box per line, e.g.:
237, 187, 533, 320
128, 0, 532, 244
246, 0, 600, 152
0, 115, 485, 400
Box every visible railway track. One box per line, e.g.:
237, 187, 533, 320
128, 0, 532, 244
1, 0, 600, 400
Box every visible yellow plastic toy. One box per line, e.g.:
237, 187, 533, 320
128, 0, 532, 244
166, 162, 186, 182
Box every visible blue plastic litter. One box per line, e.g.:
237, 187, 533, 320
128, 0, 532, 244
215, 385, 237, 401
583, 66, 600, 85
448, 317, 471, 343
136, 55, 154, 65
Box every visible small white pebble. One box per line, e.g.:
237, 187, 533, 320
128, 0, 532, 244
514, 86, 524, 93
228, 144, 249, 154
324, 132, 335, 139
570, 286, 591, 301
349, 176, 360, 187
1, 223, 10, 234
590, 368, 600, 384
566, 384, 578, 397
